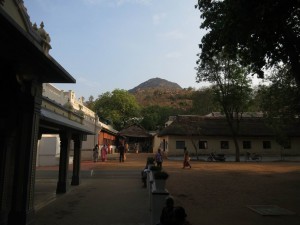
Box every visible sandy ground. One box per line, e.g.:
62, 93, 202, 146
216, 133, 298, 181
36, 153, 300, 225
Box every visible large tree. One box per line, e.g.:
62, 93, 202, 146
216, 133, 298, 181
195, 0, 300, 86
257, 65, 300, 147
196, 52, 253, 161
140, 105, 179, 131
190, 87, 221, 115
94, 89, 141, 130
84, 95, 95, 110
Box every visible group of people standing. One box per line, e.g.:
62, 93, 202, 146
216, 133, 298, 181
92, 141, 131, 163
94, 143, 192, 170
92, 144, 110, 162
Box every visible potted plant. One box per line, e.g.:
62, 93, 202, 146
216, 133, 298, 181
149, 165, 162, 172
153, 170, 169, 190
153, 170, 169, 180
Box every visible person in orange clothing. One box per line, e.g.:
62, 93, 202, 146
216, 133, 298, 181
182, 147, 191, 169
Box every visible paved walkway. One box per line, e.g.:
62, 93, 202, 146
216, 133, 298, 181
35, 153, 150, 225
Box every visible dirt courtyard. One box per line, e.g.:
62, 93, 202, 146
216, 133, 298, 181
38, 152, 300, 225
164, 157, 300, 225
85, 153, 300, 225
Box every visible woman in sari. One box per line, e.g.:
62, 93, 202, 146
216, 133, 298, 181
101, 144, 107, 162
182, 147, 191, 169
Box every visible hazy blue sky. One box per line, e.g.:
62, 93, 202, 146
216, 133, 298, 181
25, 0, 207, 99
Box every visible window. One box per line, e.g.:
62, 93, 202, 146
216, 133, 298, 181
243, 141, 251, 149
176, 141, 185, 149
220, 141, 229, 149
263, 141, 271, 149
199, 141, 208, 149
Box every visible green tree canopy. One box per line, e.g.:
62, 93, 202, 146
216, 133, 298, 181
94, 89, 141, 130
84, 95, 95, 110
190, 87, 221, 115
140, 105, 179, 131
196, 0, 300, 86
257, 65, 300, 147
258, 65, 300, 120
196, 51, 253, 161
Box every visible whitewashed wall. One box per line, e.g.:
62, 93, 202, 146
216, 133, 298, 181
163, 135, 300, 156
36, 135, 60, 166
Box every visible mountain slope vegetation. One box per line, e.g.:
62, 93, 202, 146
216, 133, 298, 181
129, 77, 194, 110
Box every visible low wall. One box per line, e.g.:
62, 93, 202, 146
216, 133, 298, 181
147, 170, 170, 225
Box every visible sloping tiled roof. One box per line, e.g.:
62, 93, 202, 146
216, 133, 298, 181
118, 124, 152, 138
158, 115, 300, 137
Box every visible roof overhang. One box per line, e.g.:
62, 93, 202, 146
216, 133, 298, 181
0, 8, 76, 83
118, 132, 152, 138
40, 109, 95, 135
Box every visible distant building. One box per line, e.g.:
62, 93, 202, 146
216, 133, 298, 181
118, 124, 153, 153
37, 83, 118, 166
158, 114, 300, 157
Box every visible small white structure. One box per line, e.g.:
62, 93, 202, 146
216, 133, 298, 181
36, 135, 60, 166
37, 83, 117, 166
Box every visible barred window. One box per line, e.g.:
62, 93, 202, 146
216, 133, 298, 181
199, 141, 208, 149
220, 141, 229, 149
176, 141, 185, 149
263, 141, 271, 149
243, 141, 251, 149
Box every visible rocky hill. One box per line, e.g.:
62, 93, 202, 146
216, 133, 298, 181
128, 77, 193, 110
128, 77, 182, 93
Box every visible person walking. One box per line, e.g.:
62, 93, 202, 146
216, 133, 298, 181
124, 142, 129, 161
118, 142, 125, 162
155, 148, 163, 168
182, 147, 191, 169
134, 142, 139, 154
101, 144, 108, 162
92, 144, 99, 162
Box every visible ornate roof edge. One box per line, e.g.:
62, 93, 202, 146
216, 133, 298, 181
1, 0, 52, 54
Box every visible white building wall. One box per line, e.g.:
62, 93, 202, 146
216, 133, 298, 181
152, 134, 161, 153
43, 83, 97, 120
39, 83, 118, 165
43, 83, 69, 106
81, 134, 97, 161
36, 134, 60, 166
164, 135, 300, 156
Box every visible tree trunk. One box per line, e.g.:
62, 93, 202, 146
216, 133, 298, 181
233, 135, 240, 162
225, 115, 241, 162
191, 139, 199, 160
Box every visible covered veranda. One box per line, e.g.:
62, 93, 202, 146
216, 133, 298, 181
0, 2, 90, 225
